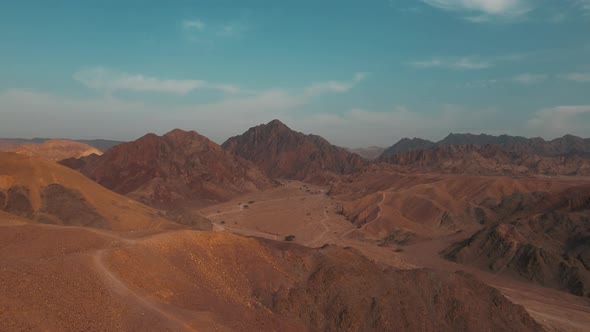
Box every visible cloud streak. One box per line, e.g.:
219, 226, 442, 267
409, 57, 491, 70
73, 68, 242, 95
563, 72, 590, 82
512, 73, 548, 84
421, 0, 532, 22
182, 19, 205, 30
303, 72, 368, 96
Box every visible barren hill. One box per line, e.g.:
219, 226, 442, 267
222, 120, 366, 181
0, 152, 178, 231
0, 222, 541, 331
9, 139, 102, 161
61, 129, 276, 210
0, 138, 123, 152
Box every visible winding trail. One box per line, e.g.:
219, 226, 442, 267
305, 211, 331, 247
93, 249, 197, 332
340, 191, 387, 239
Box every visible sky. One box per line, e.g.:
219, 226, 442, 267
1, 0, 589, 147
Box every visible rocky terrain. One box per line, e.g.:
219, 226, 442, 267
60, 129, 276, 210
443, 185, 590, 298
0, 220, 541, 331
222, 120, 366, 181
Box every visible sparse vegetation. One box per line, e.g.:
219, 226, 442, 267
284, 235, 295, 241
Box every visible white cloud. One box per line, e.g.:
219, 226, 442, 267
1, 71, 370, 142
527, 105, 590, 138
181, 17, 249, 43
303, 72, 368, 96
512, 73, 548, 84
563, 72, 590, 82
0, 87, 504, 147
73, 67, 242, 95
293, 105, 501, 146
183, 19, 205, 30
409, 57, 491, 70
574, 0, 590, 13
421, 0, 532, 15
421, 0, 532, 23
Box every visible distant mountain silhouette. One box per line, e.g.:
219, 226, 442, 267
380, 138, 436, 158
379, 133, 590, 175
8, 139, 102, 161
0, 138, 124, 152
346, 146, 385, 160
381, 133, 590, 159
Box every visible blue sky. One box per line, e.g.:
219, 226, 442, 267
1, 0, 589, 147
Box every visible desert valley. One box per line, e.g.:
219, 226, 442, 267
3, 1, 590, 331
0, 120, 589, 331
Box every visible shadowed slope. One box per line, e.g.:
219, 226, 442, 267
0, 152, 176, 231
443, 185, 590, 298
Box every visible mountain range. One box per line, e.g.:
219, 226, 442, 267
381, 133, 590, 158
2, 119, 590, 330
60, 129, 275, 210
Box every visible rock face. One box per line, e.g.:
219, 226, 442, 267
61, 129, 276, 210
8, 139, 103, 161
443, 185, 590, 298
222, 120, 366, 181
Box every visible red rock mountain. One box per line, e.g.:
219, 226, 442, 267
60, 129, 276, 209
380, 144, 590, 176
222, 120, 366, 181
